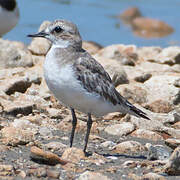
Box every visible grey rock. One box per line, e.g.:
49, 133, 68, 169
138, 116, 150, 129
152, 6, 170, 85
134, 73, 152, 83
164, 146, 180, 175
146, 143, 171, 160
0, 39, 33, 68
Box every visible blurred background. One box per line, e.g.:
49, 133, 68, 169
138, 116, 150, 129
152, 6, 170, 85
3, 0, 180, 47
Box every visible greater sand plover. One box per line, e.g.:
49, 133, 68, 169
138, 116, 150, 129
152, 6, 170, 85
28, 19, 150, 153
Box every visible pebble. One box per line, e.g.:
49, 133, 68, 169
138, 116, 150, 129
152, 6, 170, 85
30, 146, 68, 165
165, 138, 180, 149
146, 143, 171, 160
163, 146, 180, 175
104, 122, 135, 136
112, 141, 145, 154
77, 171, 111, 180
61, 147, 85, 163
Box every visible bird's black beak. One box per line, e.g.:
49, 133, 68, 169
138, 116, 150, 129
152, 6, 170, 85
27, 30, 48, 38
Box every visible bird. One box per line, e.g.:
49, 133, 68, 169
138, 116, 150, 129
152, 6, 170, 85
28, 19, 150, 153
0, 0, 19, 36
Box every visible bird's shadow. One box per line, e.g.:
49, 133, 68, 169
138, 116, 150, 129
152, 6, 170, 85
93, 151, 147, 160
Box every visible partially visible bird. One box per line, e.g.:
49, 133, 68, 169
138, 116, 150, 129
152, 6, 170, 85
0, 0, 19, 36
28, 19, 150, 153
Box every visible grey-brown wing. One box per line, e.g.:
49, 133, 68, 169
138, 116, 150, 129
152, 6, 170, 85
73, 54, 122, 105
73, 53, 150, 120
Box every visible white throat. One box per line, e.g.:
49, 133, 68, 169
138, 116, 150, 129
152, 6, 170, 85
54, 40, 70, 48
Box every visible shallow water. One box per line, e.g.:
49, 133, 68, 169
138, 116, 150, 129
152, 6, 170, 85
4, 0, 180, 47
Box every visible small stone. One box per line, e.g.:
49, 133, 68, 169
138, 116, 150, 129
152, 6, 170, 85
1, 95, 35, 116
122, 160, 137, 168
100, 141, 116, 149
104, 122, 135, 136
0, 76, 32, 95
119, 85, 147, 104
146, 143, 171, 160
39, 127, 53, 139
17, 170, 26, 178
164, 146, 180, 175
30, 146, 68, 165
112, 70, 129, 87
27, 167, 47, 178
1, 126, 34, 146
45, 141, 67, 153
0, 165, 14, 176
46, 169, 60, 179
155, 46, 180, 65
165, 138, 180, 149
131, 129, 164, 141
134, 73, 152, 83
0, 39, 33, 68
61, 147, 85, 163
174, 78, 180, 88
172, 121, 180, 129
77, 171, 111, 180
46, 107, 62, 118
142, 173, 167, 180
112, 141, 145, 154
82, 41, 103, 55
145, 100, 173, 113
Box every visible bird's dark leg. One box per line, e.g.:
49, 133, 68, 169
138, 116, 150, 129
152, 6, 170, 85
70, 108, 77, 147
83, 113, 92, 153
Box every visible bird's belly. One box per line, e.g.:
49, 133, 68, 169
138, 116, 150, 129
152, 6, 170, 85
44, 63, 116, 116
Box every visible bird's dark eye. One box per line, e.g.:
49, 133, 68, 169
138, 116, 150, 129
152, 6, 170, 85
54, 26, 63, 33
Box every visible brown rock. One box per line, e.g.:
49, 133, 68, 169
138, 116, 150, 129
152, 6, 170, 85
144, 75, 180, 105
165, 138, 180, 149
119, 7, 142, 23
104, 122, 135, 136
46, 107, 62, 118
1, 94, 35, 116
131, 129, 163, 141
145, 100, 173, 113
132, 17, 174, 38
30, 146, 68, 165
112, 141, 145, 154
0, 39, 33, 68
82, 41, 103, 55
96, 44, 137, 59
154, 46, 180, 65
1, 126, 34, 146
134, 73, 152, 83
164, 146, 180, 175
142, 173, 167, 180
28, 21, 51, 56
137, 46, 162, 61
117, 85, 147, 105
61, 147, 85, 163
77, 171, 111, 180
0, 76, 32, 95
